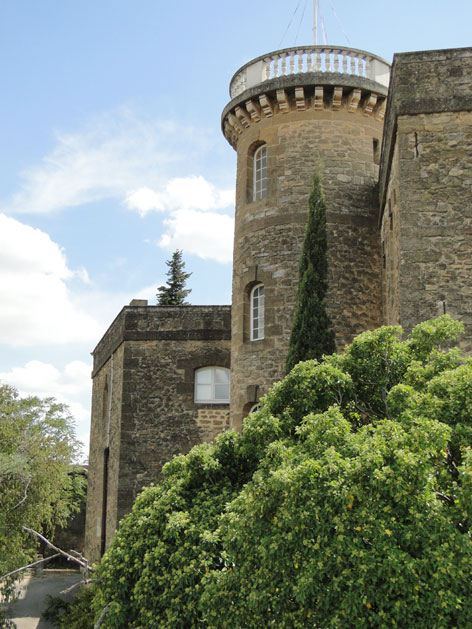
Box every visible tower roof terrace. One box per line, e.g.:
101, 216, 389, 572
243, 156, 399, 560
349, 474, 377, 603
229, 46, 391, 99
222, 46, 391, 147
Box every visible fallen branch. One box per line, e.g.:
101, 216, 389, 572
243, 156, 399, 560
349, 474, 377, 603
60, 578, 101, 596
0, 553, 61, 581
22, 526, 92, 572
94, 604, 110, 628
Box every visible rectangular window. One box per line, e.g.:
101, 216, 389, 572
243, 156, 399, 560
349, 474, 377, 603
195, 367, 230, 403
250, 285, 264, 340
253, 145, 267, 201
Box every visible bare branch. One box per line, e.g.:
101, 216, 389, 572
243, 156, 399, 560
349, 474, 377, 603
0, 553, 61, 581
6, 477, 32, 515
68, 549, 89, 563
435, 491, 454, 505
94, 604, 111, 628
60, 580, 83, 595
60, 577, 101, 595
22, 526, 92, 572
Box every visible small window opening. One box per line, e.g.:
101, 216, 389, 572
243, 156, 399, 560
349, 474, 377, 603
195, 367, 230, 403
253, 145, 268, 201
250, 284, 265, 341
373, 138, 380, 165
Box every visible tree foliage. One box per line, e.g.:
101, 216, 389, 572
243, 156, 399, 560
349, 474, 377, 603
156, 249, 192, 305
286, 171, 335, 373
86, 316, 472, 628
0, 385, 82, 578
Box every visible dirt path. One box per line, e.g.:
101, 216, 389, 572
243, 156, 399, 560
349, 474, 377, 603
7, 569, 82, 629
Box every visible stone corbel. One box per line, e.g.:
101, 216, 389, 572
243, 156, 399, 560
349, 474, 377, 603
259, 93, 274, 117
373, 98, 387, 121
246, 384, 259, 403
227, 113, 244, 135
332, 86, 343, 110
223, 121, 237, 147
235, 106, 251, 129
346, 88, 361, 113
276, 89, 290, 113
362, 94, 378, 116
245, 99, 261, 122
314, 86, 324, 110
295, 87, 306, 111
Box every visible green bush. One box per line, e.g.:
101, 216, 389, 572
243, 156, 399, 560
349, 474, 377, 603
85, 316, 472, 628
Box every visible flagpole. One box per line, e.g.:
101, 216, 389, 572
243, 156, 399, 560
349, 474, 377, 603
314, 0, 317, 45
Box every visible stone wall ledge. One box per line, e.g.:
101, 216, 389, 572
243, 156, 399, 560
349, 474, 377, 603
223, 72, 388, 120
222, 75, 388, 148
92, 305, 231, 377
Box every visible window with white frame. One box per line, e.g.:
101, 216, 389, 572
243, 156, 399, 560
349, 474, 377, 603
253, 145, 267, 201
250, 284, 264, 341
249, 403, 262, 414
194, 367, 230, 403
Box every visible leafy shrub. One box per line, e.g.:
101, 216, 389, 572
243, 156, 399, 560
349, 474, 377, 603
85, 316, 472, 628
42, 594, 71, 626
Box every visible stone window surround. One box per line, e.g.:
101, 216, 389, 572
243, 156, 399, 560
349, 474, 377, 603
176, 350, 231, 405
241, 266, 272, 345
247, 140, 269, 202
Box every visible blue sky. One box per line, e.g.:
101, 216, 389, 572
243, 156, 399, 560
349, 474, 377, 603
0, 0, 470, 458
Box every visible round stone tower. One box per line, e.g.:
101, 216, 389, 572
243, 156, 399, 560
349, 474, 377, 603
222, 46, 390, 430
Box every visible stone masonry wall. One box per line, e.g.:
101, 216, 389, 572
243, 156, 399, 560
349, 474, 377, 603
85, 305, 231, 562
84, 344, 124, 562
117, 336, 230, 522
380, 49, 472, 351
196, 409, 231, 443
230, 105, 384, 429
387, 111, 472, 348
380, 142, 401, 325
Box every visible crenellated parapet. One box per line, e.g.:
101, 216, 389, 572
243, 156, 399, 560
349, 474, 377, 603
222, 46, 390, 148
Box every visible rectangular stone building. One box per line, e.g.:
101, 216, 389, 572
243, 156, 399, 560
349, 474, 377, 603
85, 302, 231, 561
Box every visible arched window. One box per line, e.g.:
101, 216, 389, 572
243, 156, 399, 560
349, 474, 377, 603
194, 367, 230, 403
253, 145, 267, 201
249, 403, 262, 414
250, 284, 264, 341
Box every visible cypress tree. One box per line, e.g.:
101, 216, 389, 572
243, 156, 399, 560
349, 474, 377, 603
285, 171, 335, 372
157, 249, 192, 305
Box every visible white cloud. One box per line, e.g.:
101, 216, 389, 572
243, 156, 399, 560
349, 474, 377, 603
0, 359, 92, 460
0, 360, 91, 399
159, 209, 234, 263
1, 108, 235, 266
0, 213, 101, 346
2, 109, 228, 217
125, 176, 234, 215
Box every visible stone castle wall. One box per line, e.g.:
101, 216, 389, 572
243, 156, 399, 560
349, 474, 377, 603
228, 89, 385, 429
85, 46, 472, 561
84, 304, 231, 562
380, 48, 472, 352
85, 344, 124, 563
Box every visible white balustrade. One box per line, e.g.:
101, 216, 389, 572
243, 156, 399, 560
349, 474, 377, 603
229, 46, 391, 99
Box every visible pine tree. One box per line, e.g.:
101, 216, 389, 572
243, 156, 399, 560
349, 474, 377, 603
157, 249, 192, 305
285, 171, 335, 373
